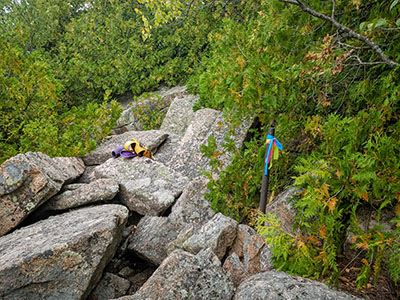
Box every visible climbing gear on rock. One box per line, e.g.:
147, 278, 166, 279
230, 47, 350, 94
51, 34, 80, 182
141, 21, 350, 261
112, 138, 154, 159
112, 146, 137, 158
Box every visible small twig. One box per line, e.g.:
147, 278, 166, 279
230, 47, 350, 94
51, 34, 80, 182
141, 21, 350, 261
374, 27, 400, 31
340, 250, 365, 274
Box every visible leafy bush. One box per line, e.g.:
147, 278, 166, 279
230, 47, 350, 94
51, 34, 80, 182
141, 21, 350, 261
187, 0, 400, 288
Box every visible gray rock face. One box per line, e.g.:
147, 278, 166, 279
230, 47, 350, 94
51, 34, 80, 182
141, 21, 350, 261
182, 213, 238, 260
160, 94, 198, 136
39, 178, 119, 211
169, 176, 215, 225
88, 272, 131, 300
117, 249, 234, 300
259, 245, 274, 272
83, 130, 168, 166
266, 187, 302, 234
164, 108, 252, 179
94, 157, 188, 216
234, 271, 361, 300
229, 224, 257, 259
0, 204, 129, 300
223, 253, 250, 287
243, 235, 265, 274
153, 133, 181, 165
0, 152, 85, 236
128, 216, 183, 265
128, 177, 214, 266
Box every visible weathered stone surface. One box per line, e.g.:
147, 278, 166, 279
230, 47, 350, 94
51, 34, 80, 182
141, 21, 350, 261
167, 223, 196, 254
164, 108, 252, 179
265, 187, 302, 234
51, 156, 85, 183
113, 106, 143, 134
88, 272, 131, 300
169, 176, 215, 225
160, 94, 198, 136
153, 133, 181, 165
259, 245, 274, 272
83, 130, 168, 166
94, 157, 188, 216
39, 178, 119, 211
115, 249, 234, 300
243, 235, 265, 274
229, 224, 257, 259
223, 253, 250, 287
234, 271, 361, 300
0, 204, 129, 300
0, 152, 85, 236
182, 213, 238, 260
128, 216, 183, 265
77, 165, 96, 183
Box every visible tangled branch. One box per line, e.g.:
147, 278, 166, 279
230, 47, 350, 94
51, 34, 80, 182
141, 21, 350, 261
278, 0, 399, 68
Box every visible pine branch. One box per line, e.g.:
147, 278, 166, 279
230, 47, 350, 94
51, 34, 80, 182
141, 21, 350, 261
278, 0, 399, 68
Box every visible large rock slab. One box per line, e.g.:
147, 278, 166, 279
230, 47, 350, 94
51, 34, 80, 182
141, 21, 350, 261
160, 94, 198, 136
234, 271, 361, 300
128, 216, 183, 265
39, 178, 119, 212
154, 133, 181, 165
83, 130, 168, 166
94, 157, 188, 216
115, 249, 234, 300
182, 212, 238, 260
0, 152, 85, 236
0, 204, 129, 300
169, 176, 215, 225
164, 108, 252, 179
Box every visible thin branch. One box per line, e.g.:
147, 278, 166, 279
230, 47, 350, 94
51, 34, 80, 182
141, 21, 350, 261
375, 27, 400, 31
278, 0, 399, 68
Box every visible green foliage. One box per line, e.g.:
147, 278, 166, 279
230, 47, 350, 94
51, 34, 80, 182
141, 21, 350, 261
0, 37, 122, 163
131, 93, 168, 130
0, 0, 216, 163
186, 0, 400, 289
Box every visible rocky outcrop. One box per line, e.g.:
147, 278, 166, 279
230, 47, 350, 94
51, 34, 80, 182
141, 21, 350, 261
0, 204, 128, 300
128, 216, 183, 265
115, 249, 234, 300
0, 86, 362, 300
234, 271, 362, 300
169, 176, 215, 225
163, 108, 253, 179
160, 94, 198, 136
0, 152, 85, 236
182, 213, 238, 260
39, 178, 119, 212
127, 177, 215, 265
94, 157, 188, 216
83, 130, 168, 166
